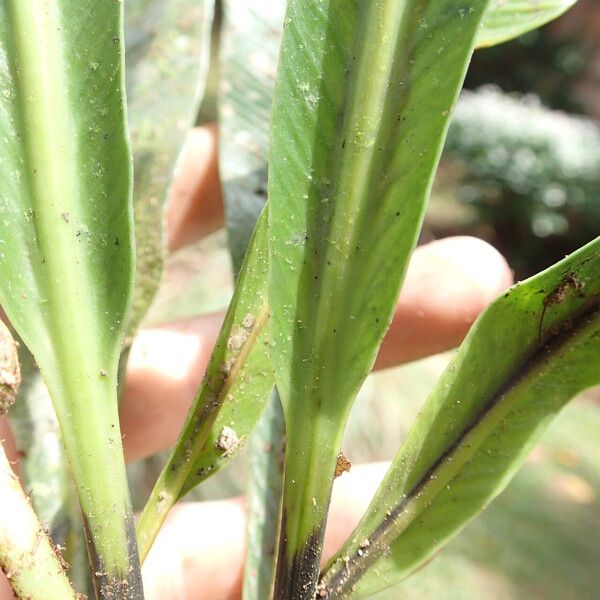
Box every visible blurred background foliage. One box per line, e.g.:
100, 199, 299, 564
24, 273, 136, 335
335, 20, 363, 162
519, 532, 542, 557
429, 0, 600, 277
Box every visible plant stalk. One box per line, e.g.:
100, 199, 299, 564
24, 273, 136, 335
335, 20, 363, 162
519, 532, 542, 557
0, 444, 78, 600
273, 412, 346, 600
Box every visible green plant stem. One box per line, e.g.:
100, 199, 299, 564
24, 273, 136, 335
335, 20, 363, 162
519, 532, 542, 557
273, 412, 347, 600
0, 444, 78, 600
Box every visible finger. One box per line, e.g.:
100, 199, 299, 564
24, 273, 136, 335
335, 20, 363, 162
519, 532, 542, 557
0, 576, 11, 600
121, 313, 224, 462
142, 462, 389, 600
121, 236, 511, 462
166, 124, 224, 251
375, 235, 513, 369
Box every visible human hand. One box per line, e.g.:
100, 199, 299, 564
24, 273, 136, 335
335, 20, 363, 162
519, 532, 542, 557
0, 124, 512, 600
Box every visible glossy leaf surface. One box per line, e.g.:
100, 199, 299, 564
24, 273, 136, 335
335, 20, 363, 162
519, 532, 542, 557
320, 237, 600, 598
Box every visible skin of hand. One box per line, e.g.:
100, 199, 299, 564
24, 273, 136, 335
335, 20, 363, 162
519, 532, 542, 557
0, 124, 512, 600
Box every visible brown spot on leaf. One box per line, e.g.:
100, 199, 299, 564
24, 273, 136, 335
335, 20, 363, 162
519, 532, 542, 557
539, 272, 586, 342
334, 451, 351, 478
544, 272, 584, 308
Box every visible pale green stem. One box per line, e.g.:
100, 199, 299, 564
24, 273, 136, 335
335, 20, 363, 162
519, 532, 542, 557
0, 445, 78, 600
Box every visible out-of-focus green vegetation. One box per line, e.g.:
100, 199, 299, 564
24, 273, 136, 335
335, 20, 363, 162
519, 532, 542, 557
438, 87, 600, 277
466, 23, 588, 114
430, 4, 600, 278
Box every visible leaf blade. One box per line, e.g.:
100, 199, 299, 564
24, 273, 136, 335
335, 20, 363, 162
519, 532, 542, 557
125, 0, 214, 332
267, 1, 489, 595
136, 210, 272, 561
320, 237, 600, 598
218, 0, 284, 272
0, 3, 141, 595
476, 0, 578, 48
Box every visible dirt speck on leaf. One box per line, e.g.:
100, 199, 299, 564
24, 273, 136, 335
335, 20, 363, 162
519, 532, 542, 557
215, 426, 239, 455
227, 326, 248, 352
242, 313, 255, 329
334, 451, 351, 478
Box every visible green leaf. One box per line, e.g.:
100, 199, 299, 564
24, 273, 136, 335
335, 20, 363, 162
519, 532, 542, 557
267, 1, 488, 596
319, 237, 600, 599
217, 4, 287, 596
219, 0, 285, 273
136, 210, 272, 561
125, 0, 214, 332
242, 393, 285, 600
475, 0, 578, 48
0, 3, 141, 597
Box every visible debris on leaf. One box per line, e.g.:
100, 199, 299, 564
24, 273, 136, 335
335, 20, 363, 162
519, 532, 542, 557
215, 426, 239, 455
227, 326, 249, 352
242, 313, 255, 329
334, 451, 351, 478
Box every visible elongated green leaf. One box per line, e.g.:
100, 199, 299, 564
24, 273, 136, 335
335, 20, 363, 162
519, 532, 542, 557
136, 210, 272, 561
125, 0, 213, 332
242, 394, 285, 600
268, 1, 488, 596
0, 3, 141, 597
319, 237, 600, 599
475, 0, 578, 48
219, 0, 285, 272
217, 4, 288, 596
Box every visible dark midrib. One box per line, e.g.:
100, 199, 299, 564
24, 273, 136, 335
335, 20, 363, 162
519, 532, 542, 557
323, 295, 600, 596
